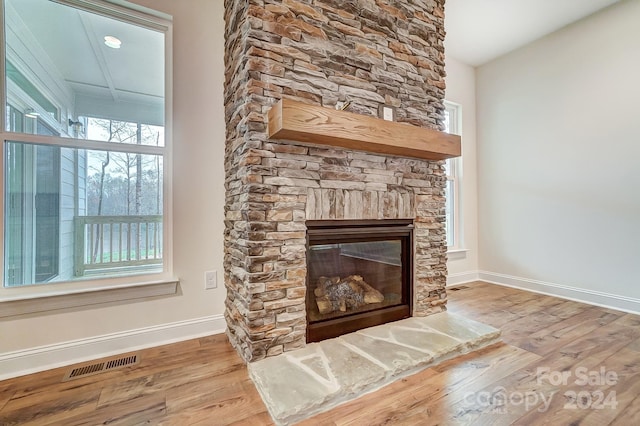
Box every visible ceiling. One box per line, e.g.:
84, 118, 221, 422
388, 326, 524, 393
8, 0, 622, 113
444, 0, 621, 66
6, 0, 164, 123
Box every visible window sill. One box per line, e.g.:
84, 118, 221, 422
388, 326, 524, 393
447, 248, 469, 261
0, 279, 179, 318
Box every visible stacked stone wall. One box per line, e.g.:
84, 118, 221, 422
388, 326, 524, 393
224, 0, 448, 362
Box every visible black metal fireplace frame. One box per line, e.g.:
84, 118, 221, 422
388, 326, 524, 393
305, 219, 414, 343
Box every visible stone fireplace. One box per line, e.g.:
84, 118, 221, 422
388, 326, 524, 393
223, 0, 453, 362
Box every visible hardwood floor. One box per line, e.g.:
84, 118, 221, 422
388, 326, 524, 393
1, 281, 639, 425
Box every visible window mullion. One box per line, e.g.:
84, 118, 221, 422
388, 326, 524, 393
2, 132, 165, 156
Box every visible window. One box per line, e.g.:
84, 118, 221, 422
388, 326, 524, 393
443, 101, 461, 249
1, 0, 171, 289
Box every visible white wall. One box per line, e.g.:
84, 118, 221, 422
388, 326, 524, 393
476, 0, 640, 309
445, 56, 479, 284
0, 0, 227, 377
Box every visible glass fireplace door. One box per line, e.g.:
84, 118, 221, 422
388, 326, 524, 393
306, 220, 413, 342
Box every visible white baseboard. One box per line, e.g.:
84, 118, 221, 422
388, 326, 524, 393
478, 271, 640, 315
447, 271, 480, 287
0, 314, 226, 381
4, 272, 637, 381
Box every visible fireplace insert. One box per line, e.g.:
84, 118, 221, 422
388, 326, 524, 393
306, 219, 414, 342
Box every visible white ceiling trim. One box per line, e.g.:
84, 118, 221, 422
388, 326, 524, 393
78, 12, 119, 102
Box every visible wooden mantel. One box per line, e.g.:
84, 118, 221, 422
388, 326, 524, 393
267, 99, 461, 161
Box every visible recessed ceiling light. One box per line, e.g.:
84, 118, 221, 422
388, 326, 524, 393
104, 35, 121, 49
25, 108, 39, 118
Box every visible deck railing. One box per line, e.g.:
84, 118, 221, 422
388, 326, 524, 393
74, 215, 162, 276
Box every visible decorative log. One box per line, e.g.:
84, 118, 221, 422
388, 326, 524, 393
353, 276, 385, 304
316, 296, 333, 314
315, 274, 385, 314
364, 291, 385, 304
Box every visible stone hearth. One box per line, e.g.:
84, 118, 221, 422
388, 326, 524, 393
224, 0, 449, 362
250, 312, 501, 425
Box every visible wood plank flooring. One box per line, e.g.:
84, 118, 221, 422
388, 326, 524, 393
1, 281, 639, 425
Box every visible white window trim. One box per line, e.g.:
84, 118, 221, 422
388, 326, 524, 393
0, 280, 178, 317
0, 0, 177, 313
444, 100, 464, 253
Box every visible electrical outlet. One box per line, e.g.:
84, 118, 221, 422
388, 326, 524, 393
205, 270, 217, 289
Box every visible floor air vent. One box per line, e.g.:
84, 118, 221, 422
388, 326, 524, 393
63, 354, 140, 382
449, 285, 469, 292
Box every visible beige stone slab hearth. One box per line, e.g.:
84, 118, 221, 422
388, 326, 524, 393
249, 312, 501, 426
